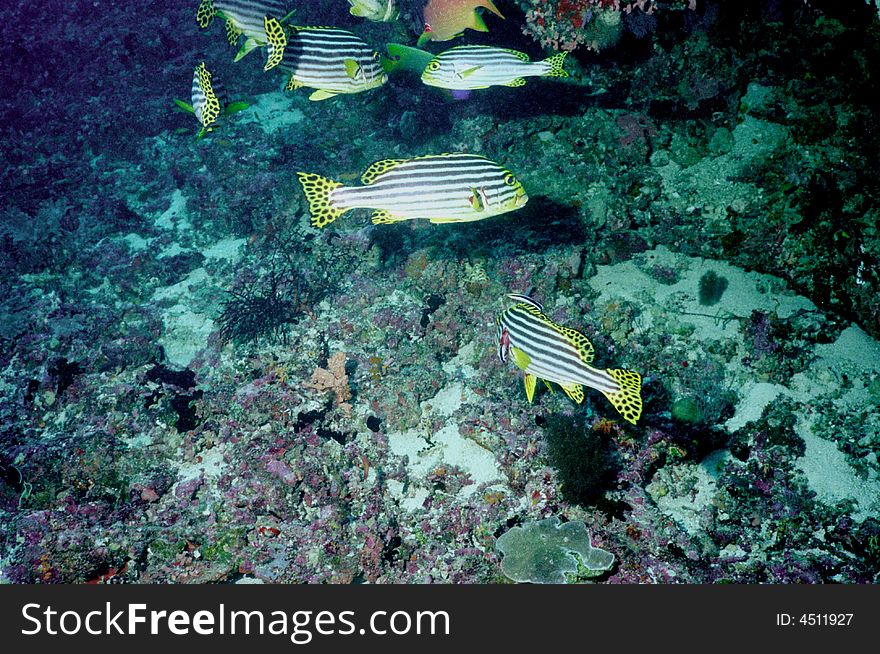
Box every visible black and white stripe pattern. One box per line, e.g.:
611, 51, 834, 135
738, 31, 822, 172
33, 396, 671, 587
215, 0, 287, 39
278, 27, 386, 96
499, 301, 620, 395
191, 62, 220, 128
332, 153, 526, 222
421, 45, 548, 90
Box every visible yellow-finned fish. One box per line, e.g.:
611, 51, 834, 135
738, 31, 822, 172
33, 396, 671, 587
497, 293, 643, 424
174, 63, 250, 140
297, 153, 528, 228
277, 27, 387, 101
196, 0, 293, 70
421, 45, 568, 90
348, 0, 398, 22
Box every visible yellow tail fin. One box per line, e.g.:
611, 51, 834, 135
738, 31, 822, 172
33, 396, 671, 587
296, 172, 349, 228
543, 51, 568, 78
263, 16, 287, 71
601, 369, 643, 425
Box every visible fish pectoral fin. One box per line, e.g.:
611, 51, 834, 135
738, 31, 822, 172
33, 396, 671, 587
174, 99, 195, 113
459, 65, 483, 78
309, 89, 338, 101
601, 369, 644, 425
523, 374, 537, 403
344, 58, 361, 79
560, 383, 584, 404
505, 77, 526, 87
510, 347, 531, 372
371, 209, 405, 224
234, 38, 259, 62
263, 16, 287, 71
360, 159, 406, 184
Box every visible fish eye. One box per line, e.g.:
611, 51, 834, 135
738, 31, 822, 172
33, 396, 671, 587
427, 60, 441, 72
503, 173, 517, 186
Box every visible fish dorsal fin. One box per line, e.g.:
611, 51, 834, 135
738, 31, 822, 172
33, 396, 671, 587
601, 369, 643, 425
361, 159, 406, 185
196, 0, 216, 28
514, 300, 596, 363
507, 293, 543, 312
263, 16, 286, 71
503, 48, 529, 61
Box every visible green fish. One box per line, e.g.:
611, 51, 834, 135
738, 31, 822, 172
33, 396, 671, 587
296, 153, 528, 228
421, 45, 568, 90
497, 293, 643, 424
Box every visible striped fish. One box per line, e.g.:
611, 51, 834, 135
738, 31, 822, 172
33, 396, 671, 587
296, 153, 528, 228
497, 294, 643, 425
196, 0, 291, 70
277, 27, 387, 101
421, 45, 568, 90
191, 61, 222, 136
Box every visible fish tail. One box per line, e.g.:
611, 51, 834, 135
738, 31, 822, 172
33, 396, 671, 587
296, 172, 350, 228
542, 51, 568, 78
263, 16, 287, 71
481, 0, 505, 19
196, 0, 216, 28
601, 368, 643, 425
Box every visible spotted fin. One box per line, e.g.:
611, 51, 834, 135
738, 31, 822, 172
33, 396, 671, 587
264, 16, 286, 71
601, 369, 643, 425
225, 19, 241, 46
523, 373, 537, 403
296, 172, 349, 228
505, 78, 526, 87
309, 89, 338, 101
361, 159, 406, 184
560, 383, 584, 404
285, 76, 303, 91
196, 0, 216, 28
542, 51, 568, 78
371, 209, 406, 224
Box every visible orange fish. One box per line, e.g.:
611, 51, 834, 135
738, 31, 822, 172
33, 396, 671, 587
417, 0, 504, 46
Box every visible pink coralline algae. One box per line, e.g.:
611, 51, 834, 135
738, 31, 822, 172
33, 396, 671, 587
520, 0, 693, 51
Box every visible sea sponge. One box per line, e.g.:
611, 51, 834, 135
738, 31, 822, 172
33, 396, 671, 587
495, 516, 614, 583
